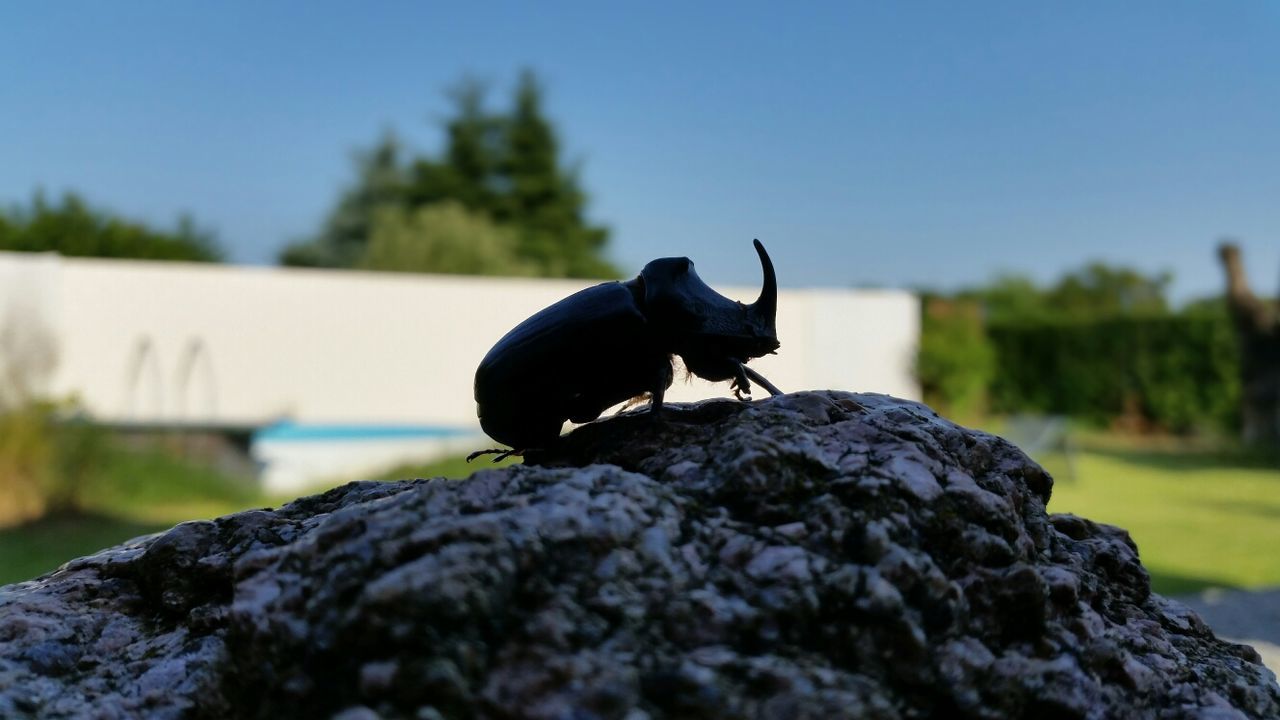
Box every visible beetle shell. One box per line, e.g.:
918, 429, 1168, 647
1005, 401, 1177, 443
475, 282, 674, 449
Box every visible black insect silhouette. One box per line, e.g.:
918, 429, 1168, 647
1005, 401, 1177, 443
471, 240, 781, 460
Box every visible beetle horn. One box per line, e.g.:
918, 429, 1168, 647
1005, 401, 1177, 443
749, 239, 777, 323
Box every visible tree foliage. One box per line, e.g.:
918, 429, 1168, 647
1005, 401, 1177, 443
957, 264, 1171, 324
1046, 263, 1170, 319
917, 296, 995, 421
987, 314, 1238, 433
282, 71, 617, 278
0, 191, 221, 262
358, 202, 537, 277
919, 260, 1237, 432
280, 137, 407, 268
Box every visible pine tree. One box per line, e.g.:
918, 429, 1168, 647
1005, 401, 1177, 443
279, 134, 406, 267
286, 71, 618, 278
499, 71, 615, 278
406, 79, 503, 215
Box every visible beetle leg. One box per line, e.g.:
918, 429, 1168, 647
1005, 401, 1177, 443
466, 448, 523, 463
649, 384, 665, 418
731, 364, 753, 401
648, 356, 673, 418
740, 363, 784, 397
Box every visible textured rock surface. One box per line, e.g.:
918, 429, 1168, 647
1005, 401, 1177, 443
1, 391, 1277, 719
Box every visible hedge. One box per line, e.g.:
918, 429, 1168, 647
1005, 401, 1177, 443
986, 315, 1240, 432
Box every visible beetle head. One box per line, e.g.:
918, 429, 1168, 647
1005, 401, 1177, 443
638, 240, 779, 365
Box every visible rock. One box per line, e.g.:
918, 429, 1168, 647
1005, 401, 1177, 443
1, 391, 1276, 719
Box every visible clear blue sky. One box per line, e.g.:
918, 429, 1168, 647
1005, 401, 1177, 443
3, 2, 1277, 301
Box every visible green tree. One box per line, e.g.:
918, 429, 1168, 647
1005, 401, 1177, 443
286, 71, 618, 278
0, 191, 221, 262
279, 134, 407, 268
405, 80, 505, 214
959, 274, 1051, 323
920, 261, 1179, 425
917, 296, 996, 420
958, 264, 1170, 324
497, 71, 615, 278
357, 202, 538, 277
1047, 262, 1170, 318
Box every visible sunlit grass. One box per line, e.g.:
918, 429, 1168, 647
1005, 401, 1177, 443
1034, 436, 1280, 596
0, 441, 267, 586
0, 514, 168, 586
77, 443, 263, 522
0, 445, 520, 587
375, 452, 520, 482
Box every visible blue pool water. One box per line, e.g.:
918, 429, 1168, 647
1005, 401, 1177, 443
254, 421, 475, 443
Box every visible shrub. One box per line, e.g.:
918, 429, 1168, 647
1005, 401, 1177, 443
0, 403, 54, 526
917, 297, 996, 421
987, 314, 1239, 432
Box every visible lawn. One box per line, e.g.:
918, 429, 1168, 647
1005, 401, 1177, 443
1036, 436, 1280, 596
0, 446, 512, 587
1, 431, 1276, 597
0, 440, 266, 587
0, 514, 170, 586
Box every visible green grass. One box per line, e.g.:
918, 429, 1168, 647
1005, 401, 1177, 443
376, 452, 520, 482
0, 441, 269, 587
0, 445, 516, 587
1033, 435, 1280, 596
0, 513, 170, 586
76, 443, 263, 522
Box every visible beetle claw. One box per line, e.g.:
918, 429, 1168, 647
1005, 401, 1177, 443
466, 448, 523, 463
730, 363, 782, 401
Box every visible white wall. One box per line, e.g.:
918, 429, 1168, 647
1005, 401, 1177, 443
0, 252, 919, 430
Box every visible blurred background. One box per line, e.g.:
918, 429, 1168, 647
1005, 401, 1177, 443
1, 1, 1278, 609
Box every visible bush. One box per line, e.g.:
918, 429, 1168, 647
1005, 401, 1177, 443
0, 404, 55, 526
917, 297, 996, 420
918, 262, 1240, 434
0, 404, 112, 526
987, 314, 1239, 432
357, 202, 539, 276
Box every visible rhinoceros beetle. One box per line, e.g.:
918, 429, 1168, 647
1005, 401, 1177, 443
469, 239, 782, 460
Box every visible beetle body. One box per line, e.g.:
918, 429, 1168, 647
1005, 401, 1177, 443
474, 240, 781, 451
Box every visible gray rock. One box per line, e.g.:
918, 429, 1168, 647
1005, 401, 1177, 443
1, 391, 1276, 719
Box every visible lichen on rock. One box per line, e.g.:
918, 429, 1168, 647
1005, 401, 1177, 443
0, 391, 1276, 719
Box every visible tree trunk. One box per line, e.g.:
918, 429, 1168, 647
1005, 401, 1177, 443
1218, 242, 1280, 446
